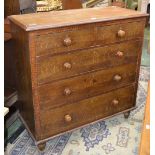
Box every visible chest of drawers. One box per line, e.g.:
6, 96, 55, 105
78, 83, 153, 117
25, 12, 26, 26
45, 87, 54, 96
9, 6, 147, 150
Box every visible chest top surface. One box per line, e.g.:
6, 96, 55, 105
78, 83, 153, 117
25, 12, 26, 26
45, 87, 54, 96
8, 6, 147, 31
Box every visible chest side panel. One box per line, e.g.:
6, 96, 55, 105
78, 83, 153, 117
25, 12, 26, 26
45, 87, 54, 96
10, 23, 36, 137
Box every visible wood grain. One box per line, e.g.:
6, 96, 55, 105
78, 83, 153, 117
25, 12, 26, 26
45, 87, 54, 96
4, 0, 20, 18
37, 40, 141, 84
8, 6, 148, 31
9, 7, 147, 146
139, 81, 150, 155
38, 63, 137, 110
35, 25, 95, 56
97, 20, 145, 45
10, 23, 36, 138
40, 85, 136, 139
35, 20, 144, 57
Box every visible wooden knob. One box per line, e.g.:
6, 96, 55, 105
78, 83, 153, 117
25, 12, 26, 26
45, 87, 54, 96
64, 62, 72, 69
116, 51, 124, 57
63, 37, 72, 46
65, 114, 72, 122
113, 74, 122, 81
64, 88, 71, 95
117, 30, 125, 38
112, 99, 119, 106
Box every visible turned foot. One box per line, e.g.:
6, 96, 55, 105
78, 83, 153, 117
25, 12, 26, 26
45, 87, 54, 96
37, 143, 46, 151
124, 111, 130, 119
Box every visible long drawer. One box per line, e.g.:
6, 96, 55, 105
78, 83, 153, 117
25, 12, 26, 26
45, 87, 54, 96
38, 63, 137, 110
40, 85, 136, 139
35, 20, 144, 56
37, 40, 141, 84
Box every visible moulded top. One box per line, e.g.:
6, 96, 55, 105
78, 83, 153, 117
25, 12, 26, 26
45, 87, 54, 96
8, 6, 148, 31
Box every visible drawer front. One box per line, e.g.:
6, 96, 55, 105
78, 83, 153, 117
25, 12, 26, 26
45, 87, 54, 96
35, 26, 95, 56
37, 40, 141, 84
38, 63, 137, 110
97, 20, 145, 45
40, 85, 135, 139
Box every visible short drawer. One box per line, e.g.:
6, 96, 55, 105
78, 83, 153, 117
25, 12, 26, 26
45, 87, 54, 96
37, 40, 141, 84
35, 26, 95, 56
40, 85, 136, 139
97, 20, 145, 44
38, 63, 137, 110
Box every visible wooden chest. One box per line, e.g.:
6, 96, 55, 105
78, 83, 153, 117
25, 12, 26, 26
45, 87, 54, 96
8, 6, 147, 150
